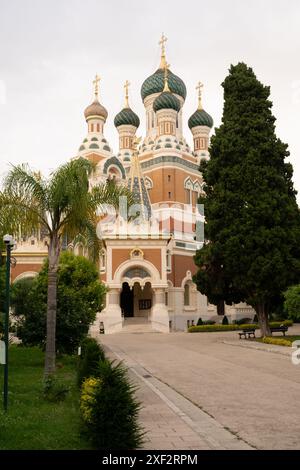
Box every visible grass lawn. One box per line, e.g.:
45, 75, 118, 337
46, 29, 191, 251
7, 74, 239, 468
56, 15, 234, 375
0, 346, 92, 450
256, 335, 300, 347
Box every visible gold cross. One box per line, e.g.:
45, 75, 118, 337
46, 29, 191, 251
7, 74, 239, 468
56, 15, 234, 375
159, 33, 168, 52
93, 74, 101, 98
159, 33, 168, 68
196, 81, 204, 109
124, 80, 130, 107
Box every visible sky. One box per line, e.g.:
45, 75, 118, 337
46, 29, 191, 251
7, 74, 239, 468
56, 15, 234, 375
0, 0, 300, 200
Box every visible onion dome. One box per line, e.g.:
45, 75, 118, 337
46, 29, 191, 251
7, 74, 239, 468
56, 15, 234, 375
141, 68, 186, 101
188, 81, 213, 129
114, 107, 140, 127
153, 91, 181, 112
153, 65, 181, 113
84, 99, 108, 121
84, 74, 108, 121
114, 80, 140, 128
188, 109, 213, 129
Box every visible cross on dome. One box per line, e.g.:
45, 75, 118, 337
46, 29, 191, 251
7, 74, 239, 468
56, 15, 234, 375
159, 33, 168, 69
93, 74, 101, 99
196, 81, 204, 110
124, 80, 130, 108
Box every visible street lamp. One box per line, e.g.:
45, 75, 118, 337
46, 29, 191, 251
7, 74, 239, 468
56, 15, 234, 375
3, 234, 15, 412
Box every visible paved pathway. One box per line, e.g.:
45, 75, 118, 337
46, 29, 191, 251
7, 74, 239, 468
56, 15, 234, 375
101, 325, 300, 450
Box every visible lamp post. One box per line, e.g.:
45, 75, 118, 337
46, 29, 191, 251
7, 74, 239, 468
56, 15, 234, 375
3, 234, 15, 412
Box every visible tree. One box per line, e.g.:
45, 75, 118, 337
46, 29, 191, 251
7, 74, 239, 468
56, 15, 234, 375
194, 63, 300, 336
0, 158, 132, 374
284, 285, 300, 322
12, 252, 106, 353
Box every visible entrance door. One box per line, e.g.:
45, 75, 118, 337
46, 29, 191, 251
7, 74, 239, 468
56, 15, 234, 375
120, 282, 134, 317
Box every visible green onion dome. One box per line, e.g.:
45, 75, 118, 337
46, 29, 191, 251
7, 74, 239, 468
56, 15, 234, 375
114, 107, 140, 128
84, 99, 108, 121
188, 108, 213, 129
141, 68, 187, 101
153, 91, 181, 113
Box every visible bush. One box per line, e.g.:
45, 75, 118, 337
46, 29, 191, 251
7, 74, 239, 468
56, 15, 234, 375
203, 320, 216, 325
222, 316, 229, 325
284, 285, 300, 322
80, 359, 144, 450
77, 337, 106, 386
234, 318, 253, 325
14, 252, 106, 354
269, 320, 293, 328
261, 337, 292, 347
197, 318, 203, 326
42, 375, 69, 403
189, 324, 239, 333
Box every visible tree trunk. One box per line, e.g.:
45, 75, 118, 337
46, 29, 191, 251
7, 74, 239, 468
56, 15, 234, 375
255, 303, 271, 337
44, 234, 60, 377
217, 300, 225, 316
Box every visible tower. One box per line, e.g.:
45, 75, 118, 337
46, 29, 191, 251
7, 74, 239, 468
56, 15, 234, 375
114, 81, 140, 164
188, 82, 213, 162
140, 33, 187, 144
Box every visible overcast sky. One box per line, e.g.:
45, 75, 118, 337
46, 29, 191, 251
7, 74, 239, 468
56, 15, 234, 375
0, 0, 299, 200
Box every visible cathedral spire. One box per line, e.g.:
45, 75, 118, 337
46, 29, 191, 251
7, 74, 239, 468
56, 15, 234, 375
128, 137, 151, 219
159, 33, 168, 69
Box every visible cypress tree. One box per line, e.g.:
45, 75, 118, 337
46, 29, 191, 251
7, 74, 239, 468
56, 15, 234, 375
194, 63, 300, 336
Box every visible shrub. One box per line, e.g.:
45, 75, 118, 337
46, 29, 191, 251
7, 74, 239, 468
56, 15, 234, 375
77, 337, 106, 386
80, 377, 101, 423
222, 316, 229, 325
284, 285, 300, 322
197, 318, 203, 326
269, 320, 293, 328
203, 320, 216, 325
234, 318, 253, 325
189, 324, 239, 333
80, 359, 144, 450
261, 337, 292, 347
42, 375, 69, 403
14, 252, 106, 354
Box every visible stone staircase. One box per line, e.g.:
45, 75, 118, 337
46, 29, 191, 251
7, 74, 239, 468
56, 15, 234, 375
120, 317, 156, 334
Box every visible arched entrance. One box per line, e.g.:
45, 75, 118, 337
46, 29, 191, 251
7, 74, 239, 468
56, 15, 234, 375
120, 281, 153, 319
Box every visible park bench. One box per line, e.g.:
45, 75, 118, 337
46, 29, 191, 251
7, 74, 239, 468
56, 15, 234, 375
270, 326, 288, 336
238, 328, 256, 340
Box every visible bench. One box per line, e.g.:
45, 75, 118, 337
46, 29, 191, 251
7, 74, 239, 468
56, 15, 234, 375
239, 329, 256, 340
270, 326, 288, 336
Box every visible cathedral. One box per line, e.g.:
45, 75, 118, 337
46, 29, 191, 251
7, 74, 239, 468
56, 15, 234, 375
11, 36, 254, 333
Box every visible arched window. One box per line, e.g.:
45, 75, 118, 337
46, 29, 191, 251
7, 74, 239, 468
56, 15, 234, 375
184, 283, 190, 306
166, 250, 171, 272
100, 249, 106, 273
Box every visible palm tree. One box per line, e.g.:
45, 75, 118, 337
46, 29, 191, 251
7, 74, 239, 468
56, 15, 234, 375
0, 158, 132, 376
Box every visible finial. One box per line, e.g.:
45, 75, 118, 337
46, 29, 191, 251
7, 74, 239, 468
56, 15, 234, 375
163, 63, 171, 92
124, 80, 130, 108
93, 74, 101, 99
196, 81, 204, 110
159, 33, 168, 69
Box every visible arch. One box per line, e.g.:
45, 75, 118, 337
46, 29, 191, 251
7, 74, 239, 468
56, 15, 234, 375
114, 258, 161, 287
13, 271, 38, 284
193, 180, 202, 193
144, 176, 153, 190
184, 177, 193, 190
103, 156, 126, 179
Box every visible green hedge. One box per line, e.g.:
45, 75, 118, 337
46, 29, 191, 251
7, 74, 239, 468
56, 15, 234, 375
188, 320, 293, 333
